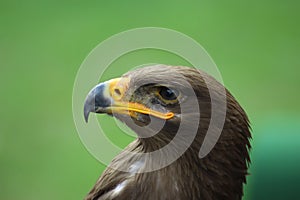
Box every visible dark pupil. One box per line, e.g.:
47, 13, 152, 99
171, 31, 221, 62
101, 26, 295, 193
159, 87, 177, 100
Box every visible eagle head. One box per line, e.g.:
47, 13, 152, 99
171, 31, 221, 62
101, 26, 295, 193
83, 65, 251, 200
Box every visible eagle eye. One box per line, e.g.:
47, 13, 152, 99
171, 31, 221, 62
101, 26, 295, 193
158, 87, 179, 101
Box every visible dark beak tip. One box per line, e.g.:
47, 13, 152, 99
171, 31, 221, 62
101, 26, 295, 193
84, 98, 92, 123
84, 110, 90, 123
84, 83, 108, 123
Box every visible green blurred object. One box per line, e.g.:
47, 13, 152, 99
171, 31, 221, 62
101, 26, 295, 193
246, 116, 300, 200
0, 1, 299, 199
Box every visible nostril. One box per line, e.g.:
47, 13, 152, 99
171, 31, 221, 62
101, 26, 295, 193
114, 88, 121, 96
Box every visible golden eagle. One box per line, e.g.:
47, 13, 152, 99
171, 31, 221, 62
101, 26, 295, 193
83, 65, 251, 200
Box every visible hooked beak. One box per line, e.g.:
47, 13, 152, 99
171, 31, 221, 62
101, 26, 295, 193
83, 78, 174, 122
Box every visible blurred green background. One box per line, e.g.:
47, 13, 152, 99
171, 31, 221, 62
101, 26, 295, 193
1, 1, 299, 199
